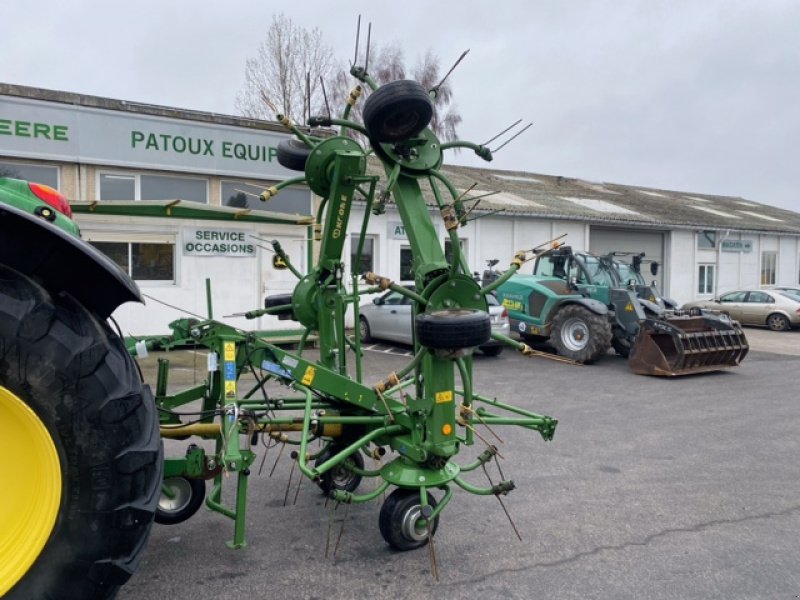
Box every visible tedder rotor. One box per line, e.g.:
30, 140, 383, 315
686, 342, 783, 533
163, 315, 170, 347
142, 54, 559, 554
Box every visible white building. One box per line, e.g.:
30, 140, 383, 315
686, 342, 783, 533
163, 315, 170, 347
2, 83, 799, 334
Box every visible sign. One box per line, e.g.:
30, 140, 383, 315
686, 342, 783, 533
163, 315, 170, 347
183, 228, 256, 257
0, 95, 296, 179
721, 240, 753, 253
388, 221, 407, 240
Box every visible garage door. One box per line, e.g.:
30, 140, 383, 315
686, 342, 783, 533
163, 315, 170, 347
589, 227, 666, 292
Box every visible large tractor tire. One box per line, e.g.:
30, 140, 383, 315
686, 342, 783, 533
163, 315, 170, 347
550, 304, 612, 364
416, 309, 491, 350
0, 266, 162, 600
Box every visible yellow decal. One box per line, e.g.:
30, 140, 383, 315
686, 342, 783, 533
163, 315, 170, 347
649, 295, 656, 303
224, 342, 235, 361
435, 390, 453, 404
224, 381, 237, 398
502, 298, 523, 311
301, 366, 316, 386
530, 326, 539, 334
625, 302, 634, 312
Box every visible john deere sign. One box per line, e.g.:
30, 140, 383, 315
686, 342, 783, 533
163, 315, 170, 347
183, 228, 256, 257
0, 95, 294, 179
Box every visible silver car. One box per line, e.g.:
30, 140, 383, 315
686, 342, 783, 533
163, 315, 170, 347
683, 289, 800, 331
359, 288, 509, 356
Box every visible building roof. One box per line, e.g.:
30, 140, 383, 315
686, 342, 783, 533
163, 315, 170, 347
431, 164, 800, 235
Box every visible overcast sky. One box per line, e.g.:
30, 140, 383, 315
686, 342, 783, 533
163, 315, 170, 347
3, 0, 798, 211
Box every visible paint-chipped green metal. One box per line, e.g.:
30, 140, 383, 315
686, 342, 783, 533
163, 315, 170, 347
144, 58, 558, 549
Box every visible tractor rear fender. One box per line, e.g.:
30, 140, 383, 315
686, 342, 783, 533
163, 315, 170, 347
0, 203, 141, 320
554, 297, 608, 318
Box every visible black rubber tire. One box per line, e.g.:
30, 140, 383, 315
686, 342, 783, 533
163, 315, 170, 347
363, 80, 433, 143
378, 488, 439, 551
359, 316, 372, 343
481, 345, 504, 357
276, 139, 311, 171
611, 336, 632, 358
155, 477, 206, 525
0, 265, 162, 600
315, 448, 365, 495
521, 332, 549, 345
264, 293, 295, 318
415, 309, 491, 350
767, 313, 790, 332
550, 304, 612, 364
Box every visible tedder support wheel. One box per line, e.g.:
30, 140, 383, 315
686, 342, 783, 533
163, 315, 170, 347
155, 477, 206, 525
315, 447, 365, 495
276, 138, 311, 171
415, 309, 491, 350
0, 265, 162, 600
378, 488, 439, 551
362, 79, 434, 143
767, 313, 790, 332
550, 304, 613, 364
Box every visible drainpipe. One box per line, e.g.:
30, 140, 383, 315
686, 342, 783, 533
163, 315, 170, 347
715, 229, 731, 298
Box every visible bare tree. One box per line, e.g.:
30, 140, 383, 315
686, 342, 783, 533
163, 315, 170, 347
237, 17, 461, 141
235, 13, 337, 122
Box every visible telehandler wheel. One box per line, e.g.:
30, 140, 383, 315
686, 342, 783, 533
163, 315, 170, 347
416, 309, 491, 350
379, 488, 439, 551
276, 138, 311, 171
550, 304, 612, 364
363, 80, 433, 143
315, 447, 365, 494
611, 336, 632, 358
155, 477, 206, 525
0, 266, 162, 600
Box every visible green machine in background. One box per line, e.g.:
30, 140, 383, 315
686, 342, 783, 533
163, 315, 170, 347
145, 55, 558, 551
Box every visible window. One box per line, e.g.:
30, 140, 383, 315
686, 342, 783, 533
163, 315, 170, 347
747, 291, 773, 304
0, 161, 59, 188
91, 241, 175, 282
697, 231, 716, 249
698, 264, 715, 294
760, 251, 777, 285
98, 172, 207, 203
350, 236, 375, 276
400, 247, 414, 281
221, 181, 311, 214
719, 291, 747, 303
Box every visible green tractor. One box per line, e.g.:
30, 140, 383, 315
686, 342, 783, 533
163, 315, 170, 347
494, 245, 749, 374
0, 178, 163, 599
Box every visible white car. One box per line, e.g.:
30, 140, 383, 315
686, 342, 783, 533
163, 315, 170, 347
359, 288, 509, 356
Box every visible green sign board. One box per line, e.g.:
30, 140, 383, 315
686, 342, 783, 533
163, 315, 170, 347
721, 239, 753, 252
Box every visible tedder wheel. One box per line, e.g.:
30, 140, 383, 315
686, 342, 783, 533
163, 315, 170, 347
550, 304, 613, 364
359, 316, 373, 343
415, 309, 491, 350
276, 138, 311, 171
378, 488, 439, 551
767, 313, 790, 332
155, 477, 206, 525
315, 447, 365, 494
362, 80, 433, 143
0, 265, 162, 600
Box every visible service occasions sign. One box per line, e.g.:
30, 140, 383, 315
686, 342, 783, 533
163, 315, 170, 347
183, 228, 256, 257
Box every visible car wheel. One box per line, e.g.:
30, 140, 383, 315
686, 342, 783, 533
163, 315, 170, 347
0, 265, 162, 600
155, 477, 206, 525
415, 309, 491, 350
359, 316, 373, 342
550, 304, 613, 363
276, 139, 311, 171
481, 345, 503, 357
378, 488, 439, 551
767, 313, 790, 332
362, 80, 433, 143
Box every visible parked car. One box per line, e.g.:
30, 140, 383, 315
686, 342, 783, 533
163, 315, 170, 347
359, 288, 510, 356
682, 289, 800, 331
769, 286, 800, 300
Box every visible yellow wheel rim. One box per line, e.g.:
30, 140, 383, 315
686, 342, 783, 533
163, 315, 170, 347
0, 385, 62, 596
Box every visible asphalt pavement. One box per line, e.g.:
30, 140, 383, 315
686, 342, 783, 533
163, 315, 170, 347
120, 329, 800, 600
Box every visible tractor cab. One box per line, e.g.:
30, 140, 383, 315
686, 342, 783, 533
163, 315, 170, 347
533, 246, 619, 297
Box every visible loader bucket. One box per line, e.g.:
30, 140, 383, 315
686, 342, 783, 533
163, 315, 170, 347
628, 314, 749, 376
